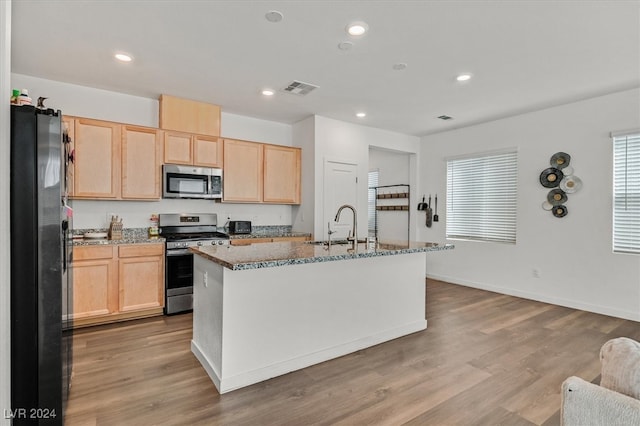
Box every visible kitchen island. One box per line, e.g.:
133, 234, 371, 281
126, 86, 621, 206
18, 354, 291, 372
190, 240, 453, 393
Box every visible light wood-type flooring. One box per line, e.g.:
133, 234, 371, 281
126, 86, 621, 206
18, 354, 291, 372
65, 279, 640, 425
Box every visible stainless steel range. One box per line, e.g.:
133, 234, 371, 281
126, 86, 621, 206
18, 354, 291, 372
159, 213, 230, 314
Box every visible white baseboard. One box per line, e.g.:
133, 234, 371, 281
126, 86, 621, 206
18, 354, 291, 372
191, 340, 222, 391
193, 320, 427, 394
427, 273, 640, 322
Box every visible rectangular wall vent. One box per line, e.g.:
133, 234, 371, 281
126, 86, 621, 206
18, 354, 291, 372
438, 115, 453, 120
282, 80, 319, 96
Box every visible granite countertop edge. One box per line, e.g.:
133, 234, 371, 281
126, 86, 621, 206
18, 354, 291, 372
193, 242, 454, 271
228, 232, 312, 239
72, 237, 165, 246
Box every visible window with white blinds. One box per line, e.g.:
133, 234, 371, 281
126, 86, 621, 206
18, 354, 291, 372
446, 150, 518, 243
613, 132, 640, 254
368, 170, 379, 237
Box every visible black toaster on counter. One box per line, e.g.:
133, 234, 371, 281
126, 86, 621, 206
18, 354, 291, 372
228, 220, 252, 234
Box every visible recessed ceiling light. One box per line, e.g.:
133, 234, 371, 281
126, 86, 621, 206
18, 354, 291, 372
393, 63, 408, 71
261, 89, 275, 96
265, 10, 283, 23
456, 73, 472, 82
356, 112, 366, 118
114, 53, 133, 62
346, 21, 368, 36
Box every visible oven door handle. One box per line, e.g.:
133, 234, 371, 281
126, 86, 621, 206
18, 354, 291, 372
166, 249, 192, 256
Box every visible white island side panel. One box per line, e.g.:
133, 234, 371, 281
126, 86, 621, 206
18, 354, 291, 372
193, 251, 426, 393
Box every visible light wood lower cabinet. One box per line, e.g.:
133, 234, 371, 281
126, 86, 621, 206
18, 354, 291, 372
118, 245, 164, 312
72, 244, 164, 328
270, 236, 310, 243
72, 246, 117, 319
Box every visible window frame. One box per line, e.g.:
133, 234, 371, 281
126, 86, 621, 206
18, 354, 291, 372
445, 148, 518, 244
612, 130, 640, 255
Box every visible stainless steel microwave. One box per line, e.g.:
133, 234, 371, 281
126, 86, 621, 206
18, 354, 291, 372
162, 164, 223, 199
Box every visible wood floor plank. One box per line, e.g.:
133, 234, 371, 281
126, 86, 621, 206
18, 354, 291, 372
64, 279, 640, 425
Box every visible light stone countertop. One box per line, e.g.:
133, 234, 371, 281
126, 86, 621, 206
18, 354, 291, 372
191, 240, 454, 271
229, 231, 312, 240
72, 236, 165, 246
72, 228, 164, 246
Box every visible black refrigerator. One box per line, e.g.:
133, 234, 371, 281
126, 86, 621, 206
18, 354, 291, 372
10, 104, 73, 425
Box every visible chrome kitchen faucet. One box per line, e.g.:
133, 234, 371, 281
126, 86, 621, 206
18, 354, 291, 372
334, 204, 358, 248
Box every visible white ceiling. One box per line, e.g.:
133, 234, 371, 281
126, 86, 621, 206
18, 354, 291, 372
11, 1, 640, 137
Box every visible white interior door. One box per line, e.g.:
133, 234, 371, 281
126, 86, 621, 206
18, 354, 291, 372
324, 160, 358, 240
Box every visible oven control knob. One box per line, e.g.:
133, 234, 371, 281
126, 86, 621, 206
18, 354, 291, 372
218, 240, 226, 245
197, 241, 203, 246
181, 242, 188, 248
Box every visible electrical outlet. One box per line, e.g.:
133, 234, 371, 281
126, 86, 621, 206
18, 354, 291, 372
203, 271, 208, 288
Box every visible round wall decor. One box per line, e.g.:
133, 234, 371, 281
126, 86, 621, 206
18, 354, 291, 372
539, 152, 581, 218
539, 167, 564, 188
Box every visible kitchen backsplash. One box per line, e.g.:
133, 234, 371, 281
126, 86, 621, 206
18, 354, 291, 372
73, 226, 294, 238
70, 199, 293, 229
73, 227, 149, 238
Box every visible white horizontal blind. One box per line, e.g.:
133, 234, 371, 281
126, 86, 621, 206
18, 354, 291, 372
446, 150, 518, 243
613, 133, 640, 254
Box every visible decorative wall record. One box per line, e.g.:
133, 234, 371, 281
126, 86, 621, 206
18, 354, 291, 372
539, 152, 581, 218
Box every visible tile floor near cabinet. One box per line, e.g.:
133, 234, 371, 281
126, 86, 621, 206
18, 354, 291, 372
65, 279, 640, 425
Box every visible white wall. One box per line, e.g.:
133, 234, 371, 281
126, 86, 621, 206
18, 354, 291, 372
11, 74, 294, 229
291, 116, 315, 235
369, 148, 412, 240
311, 115, 421, 239
421, 88, 640, 321
0, 1, 11, 421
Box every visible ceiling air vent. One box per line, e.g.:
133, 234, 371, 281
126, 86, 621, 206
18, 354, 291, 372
282, 80, 319, 96
437, 115, 453, 120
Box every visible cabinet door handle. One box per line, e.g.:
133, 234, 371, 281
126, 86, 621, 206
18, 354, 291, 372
166, 249, 191, 256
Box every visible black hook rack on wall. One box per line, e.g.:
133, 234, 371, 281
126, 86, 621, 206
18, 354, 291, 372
371, 184, 410, 241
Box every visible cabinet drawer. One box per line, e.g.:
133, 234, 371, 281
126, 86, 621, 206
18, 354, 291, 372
74, 245, 115, 261
119, 244, 164, 258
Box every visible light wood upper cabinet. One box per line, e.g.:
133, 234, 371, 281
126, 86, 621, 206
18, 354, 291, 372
193, 135, 223, 167
122, 126, 162, 199
118, 244, 164, 313
163, 131, 222, 167
223, 139, 301, 205
62, 116, 75, 197
223, 139, 264, 202
67, 116, 162, 201
73, 118, 121, 198
263, 145, 301, 204
163, 131, 193, 165
66, 114, 300, 203
159, 94, 221, 137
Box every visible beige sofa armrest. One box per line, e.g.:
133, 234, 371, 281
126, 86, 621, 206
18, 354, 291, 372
561, 376, 640, 426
